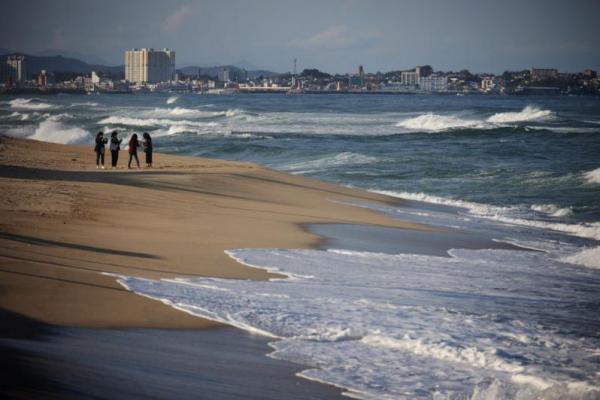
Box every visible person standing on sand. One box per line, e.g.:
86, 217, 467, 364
142, 132, 153, 168
94, 131, 107, 169
128, 134, 141, 169
110, 131, 123, 168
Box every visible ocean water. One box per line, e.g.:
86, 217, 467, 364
2, 93, 600, 399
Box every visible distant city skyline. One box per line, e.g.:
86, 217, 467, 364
1, 0, 599, 74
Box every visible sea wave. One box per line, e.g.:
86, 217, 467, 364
561, 246, 600, 269
166, 95, 178, 105
395, 113, 489, 132
69, 101, 100, 107
119, 246, 600, 399
530, 204, 573, 217
395, 106, 554, 132
487, 105, 554, 123
582, 167, 600, 185
374, 190, 600, 242
98, 115, 204, 127
283, 152, 380, 173
9, 98, 55, 110
3, 114, 90, 144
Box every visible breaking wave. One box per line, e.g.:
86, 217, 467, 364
530, 204, 573, 217
583, 168, 600, 185
8, 98, 55, 110
4, 114, 90, 144
395, 113, 488, 132
166, 96, 178, 105
487, 105, 554, 123
374, 190, 600, 242
395, 106, 554, 132
119, 245, 600, 399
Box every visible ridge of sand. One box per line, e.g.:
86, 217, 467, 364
0, 136, 428, 328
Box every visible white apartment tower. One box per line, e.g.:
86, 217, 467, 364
125, 48, 175, 84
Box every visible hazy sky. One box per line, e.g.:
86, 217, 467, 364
2, 0, 599, 74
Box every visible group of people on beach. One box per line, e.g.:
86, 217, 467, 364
94, 131, 153, 169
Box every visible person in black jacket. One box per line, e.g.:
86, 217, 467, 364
109, 131, 123, 168
94, 131, 108, 169
143, 132, 153, 168
128, 134, 141, 169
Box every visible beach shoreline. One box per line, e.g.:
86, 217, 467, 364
0, 135, 432, 397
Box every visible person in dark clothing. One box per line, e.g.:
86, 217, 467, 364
109, 131, 123, 168
94, 131, 108, 169
128, 134, 141, 169
142, 132, 153, 168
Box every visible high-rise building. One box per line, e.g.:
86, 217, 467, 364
218, 67, 230, 82
124, 48, 175, 84
1, 55, 27, 84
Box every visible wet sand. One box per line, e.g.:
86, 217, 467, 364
0, 309, 345, 400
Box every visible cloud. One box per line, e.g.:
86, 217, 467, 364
289, 25, 380, 49
162, 4, 200, 33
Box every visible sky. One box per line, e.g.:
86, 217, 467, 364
1, 0, 599, 74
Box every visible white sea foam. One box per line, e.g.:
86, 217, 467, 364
487, 105, 554, 123
561, 246, 600, 269
142, 107, 226, 119
531, 204, 573, 217
166, 95, 178, 104
395, 113, 488, 132
98, 115, 203, 127
395, 106, 554, 133
29, 115, 89, 144
69, 101, 100, 107
374, 190, 600, 242
583, 168, 600, 185
8, 98, 55, 110
119, 246, 600, 399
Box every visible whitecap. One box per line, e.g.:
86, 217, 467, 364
487, 105, 554, 123
561, 246, 600, 269
9, 98, 55, 110
395, 113, 488, 132
374, 190, 600, 241
531, 204, 573, 217
582, 168, 600, 185
27, 115, 90, 144
166, 95, 178, 105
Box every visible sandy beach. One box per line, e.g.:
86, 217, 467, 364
0, 136, 428, 328
0, 135, 431, 397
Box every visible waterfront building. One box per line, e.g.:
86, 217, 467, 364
36, 69, 55, 87
480, 76, 495, 92
1, 55, 27, 84
401, 70, 419, 86
530, 67, 558, 81
125, 48, 175, 84
419, 74, 448, 92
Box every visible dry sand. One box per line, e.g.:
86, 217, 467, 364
0, 136, 429, 329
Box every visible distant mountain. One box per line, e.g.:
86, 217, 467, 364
179, 64, 280, 79
32, 49, 112, 66
0, 52, 123, 78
